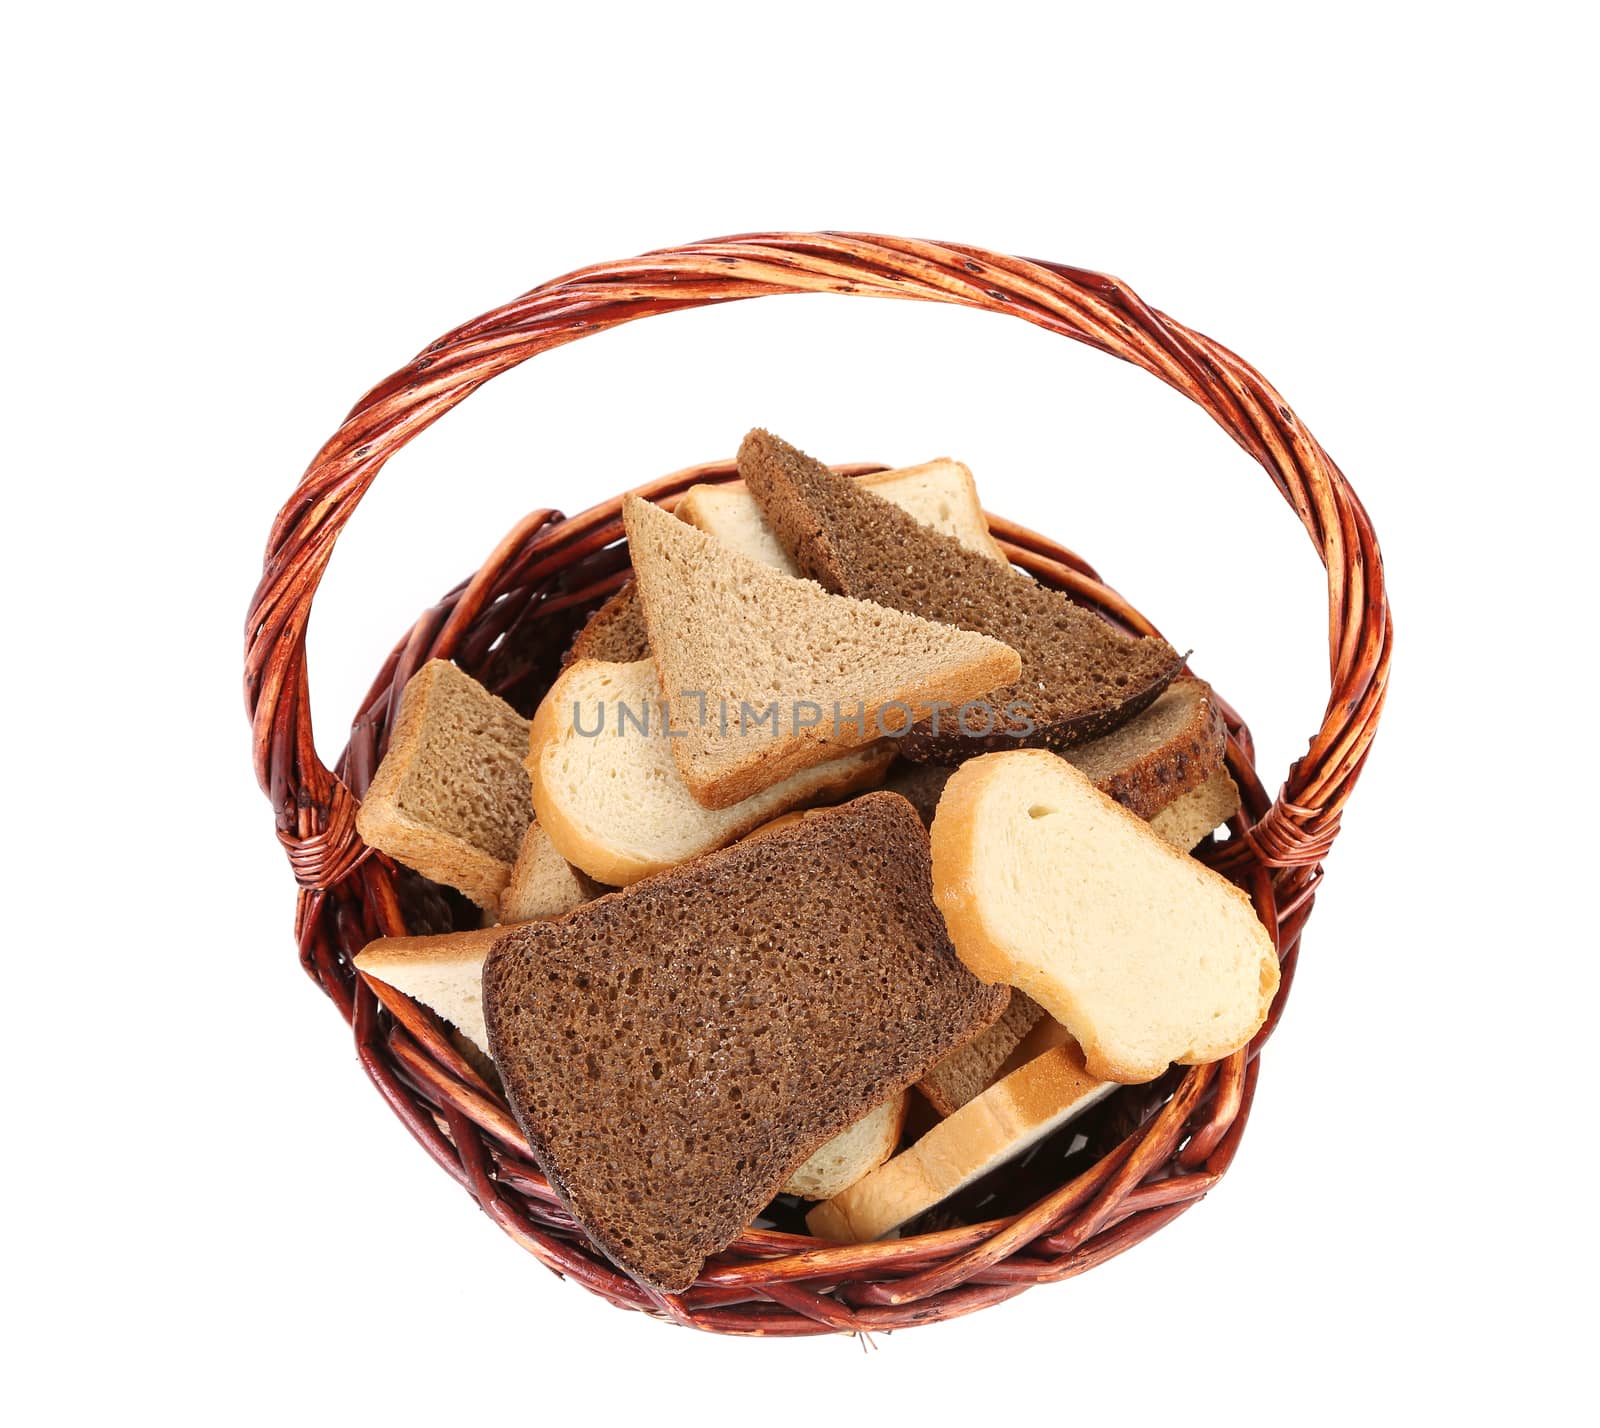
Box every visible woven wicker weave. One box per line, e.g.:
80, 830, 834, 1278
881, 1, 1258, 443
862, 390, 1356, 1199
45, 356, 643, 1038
245, 233, 1391, 1335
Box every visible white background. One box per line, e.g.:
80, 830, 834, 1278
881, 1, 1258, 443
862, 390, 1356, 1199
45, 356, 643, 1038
7, 4, 1594, 1423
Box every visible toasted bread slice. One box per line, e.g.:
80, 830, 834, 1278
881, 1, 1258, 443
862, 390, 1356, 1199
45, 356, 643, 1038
783, 1093, 909, 1200
355, 660, 532, 912
622, 495, 1019, 809
527, 658, 894, 886
482, 792, 1008, 1292
808, 1038, 1116, 1243
738, 430, 1182, 760
930, 749, 1278, 1083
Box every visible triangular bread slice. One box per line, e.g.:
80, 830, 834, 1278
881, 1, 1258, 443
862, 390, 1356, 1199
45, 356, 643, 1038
807, 1038, 1116, 1243
931, 749, 1279, 1083
482, 792, 1009, 1292
622, 494, 1020, 809
354, 916, 903, 1202
738, 429, 1183, 761
352, 924, 506, 1058
678, 459, 1010, 574
568, 460, 1013, 668
527, 658, 894, 885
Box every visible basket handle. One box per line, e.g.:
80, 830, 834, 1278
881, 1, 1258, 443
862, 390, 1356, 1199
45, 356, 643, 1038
246, 232, 1391, 892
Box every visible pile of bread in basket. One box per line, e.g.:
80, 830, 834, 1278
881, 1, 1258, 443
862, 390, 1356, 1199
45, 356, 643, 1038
352, 429, 1278, 1294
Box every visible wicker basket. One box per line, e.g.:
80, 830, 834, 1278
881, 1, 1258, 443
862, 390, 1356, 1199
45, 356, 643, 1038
245, 233, 1391, 1336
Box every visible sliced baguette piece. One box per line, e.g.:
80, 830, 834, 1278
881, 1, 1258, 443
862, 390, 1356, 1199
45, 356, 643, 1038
783, 1093, 909, 1200
482, 792, 1009, 1293
678, 459, 1010, 574
527, 658, 894, 886
623, 494, 1020, 809
352, 924, 506, 1058
807, 1039, 1116, 1243
500, 820, 603, 923
1149, 769, 1242, 850
738, 429, 1182, 760
930, 749, 1279, 1083
355, 660, 532, 912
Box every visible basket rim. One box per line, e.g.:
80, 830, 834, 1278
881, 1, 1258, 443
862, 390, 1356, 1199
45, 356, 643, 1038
244, 233, 1392, 1335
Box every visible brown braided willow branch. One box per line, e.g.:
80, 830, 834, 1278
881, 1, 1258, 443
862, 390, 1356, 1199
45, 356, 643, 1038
244, 233, 1391, 1335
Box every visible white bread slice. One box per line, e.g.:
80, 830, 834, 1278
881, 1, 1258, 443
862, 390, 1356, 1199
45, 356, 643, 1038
915, 754, 1239, 1115
527, 658, 894, 886
499, 819, 602, 922
622, 495, 1020, 810
352, 925, 506, 1057
355, 660, 532, 913
1148, 769, 1242, 850
677, 459, 1009, 574
782, 1093, 908, 1200
807, 1040, 1115, 1243
931, 749, 1278, 1083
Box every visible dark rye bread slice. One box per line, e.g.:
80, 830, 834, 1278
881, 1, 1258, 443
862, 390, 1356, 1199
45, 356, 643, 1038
481, 792, 1007, 1293
738, 430, 1183, 761
883, 676, 1228, 827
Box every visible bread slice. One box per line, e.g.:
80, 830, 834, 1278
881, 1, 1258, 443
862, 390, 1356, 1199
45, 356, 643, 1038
1149, 769, 1242, 850
918, 992, 1048, 1117
500, 820, 602, 923
355, 660, 532, 912
482, 792, 1009, 1292
567, 582, 651, 665
352, 924, 506, 1057
622, 494, 1020, 809
1063, 677, 1226, 818
567, 460, 1014, 668
738, 429, 1183, 760
678, 459, 1010, 574
930, 749, 1279, 1083
782, 1093, 908, 1200
807, 1039, 1116, 1243
527, 658, 894, 885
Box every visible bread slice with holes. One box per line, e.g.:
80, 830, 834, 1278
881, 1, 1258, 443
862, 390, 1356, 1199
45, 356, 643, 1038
355, 660, 532, 912
622, 494, 1020, 809
783, 1093, 908, 1200
528, 658, 894, 885
807, 1037, 1116, 1243
738, 429, 1182, 760
567, 460, 1012, 667
482, 791, 1008, 1292
931, 749, 1278, 1083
